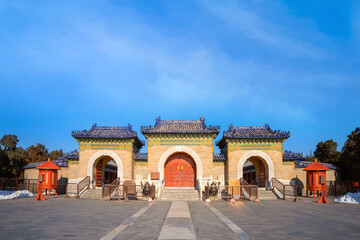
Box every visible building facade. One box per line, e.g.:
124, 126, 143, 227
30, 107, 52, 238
24, 117, 339, 196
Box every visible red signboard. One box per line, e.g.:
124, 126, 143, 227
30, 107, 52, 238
151, 172, 160, 180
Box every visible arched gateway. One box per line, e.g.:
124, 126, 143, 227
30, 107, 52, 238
237, 150, 275, 187
88, 150, 124, 187
164, 153, 196, 187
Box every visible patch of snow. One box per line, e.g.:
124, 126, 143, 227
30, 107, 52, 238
335, 192, 360, 204
0, 190, 34, 200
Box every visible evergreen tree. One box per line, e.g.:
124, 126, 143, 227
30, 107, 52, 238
313, 139, 339, 164
25, 144, 48, 163
0, 134, 19, 151
49, 149, 63, 160
339, 128, 360, 180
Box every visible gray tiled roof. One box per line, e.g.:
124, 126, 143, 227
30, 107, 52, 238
213, 153, 226, 160
217, 124, 290, 147
23, 157, 68, 169
283, 150, 304, 161
72, 123, 145, 146
63, 150, 79, 159
223, 124, 290, 139
141, 117, 220, 134
295, 160, 338, 170
135, 153, 148, 160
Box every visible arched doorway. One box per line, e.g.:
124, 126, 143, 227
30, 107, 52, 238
237, 150, 275, 188
93, 156, 117, 187
87, 150, 124, 188
164, 153, 196, 188
242, 157, 268, 187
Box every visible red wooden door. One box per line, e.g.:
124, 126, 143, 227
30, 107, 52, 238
96, 159, 103, 187
259, 160, 265, 187
164, 153, 196, 187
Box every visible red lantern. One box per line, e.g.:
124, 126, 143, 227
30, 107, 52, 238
35, 159, 61, 201
303, 162, 330, 204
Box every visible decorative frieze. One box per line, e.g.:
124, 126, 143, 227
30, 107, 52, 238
68, 160, 79, 164
213, 160, 225, 166
78, 139, 133, 152
227, 139, 283, 151
135, 160, 148, 166
147, 134, 214, 147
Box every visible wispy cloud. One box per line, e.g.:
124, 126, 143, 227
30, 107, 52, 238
201, 0, 327, 59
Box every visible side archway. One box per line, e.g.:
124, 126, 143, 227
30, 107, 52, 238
158, 146, 202, 181
87, 150, 124, 184
237, 150, 274, 181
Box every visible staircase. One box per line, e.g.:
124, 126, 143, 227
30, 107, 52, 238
257, 188, 278, 200
81, 188, 103, 200
160, 189, 199, 200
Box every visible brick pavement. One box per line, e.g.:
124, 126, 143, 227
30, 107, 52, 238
1, 196, 359, 240
0, 197, 147, 240
211, 199, 360, 240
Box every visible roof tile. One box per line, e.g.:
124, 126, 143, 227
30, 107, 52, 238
141, 117, 220, 134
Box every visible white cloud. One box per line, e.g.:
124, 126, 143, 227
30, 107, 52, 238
201, 0, 328, 59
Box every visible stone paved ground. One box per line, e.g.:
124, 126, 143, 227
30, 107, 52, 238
115, 201, 171, 240
0, 196, 147, 240
211, 198, 360, 240
1, 196, 360, 240
188, 201, 240, 240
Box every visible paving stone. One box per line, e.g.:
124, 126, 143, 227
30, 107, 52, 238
211, 199, 360, 240
115, 201, 171, 240
188, 201, 240, 240
0, 197, 147, 240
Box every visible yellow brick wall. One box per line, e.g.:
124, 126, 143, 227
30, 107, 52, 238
24, 167, 69, 180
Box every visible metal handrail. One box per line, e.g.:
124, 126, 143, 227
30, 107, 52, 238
76, 176, 90, 198
102, 177, 120, 201
240, 177, 249, 185
240, 178, 259, 202
271, 177, 297, 201
66, 176, 90, 198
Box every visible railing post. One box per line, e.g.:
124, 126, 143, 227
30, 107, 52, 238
283, 185, 286, 200
254, 186, 260, 203
294, 185, 298, 202
76, 183, 80, 198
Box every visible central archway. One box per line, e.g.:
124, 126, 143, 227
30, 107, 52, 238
158, 146, 202, 182
164, 153, 196, 187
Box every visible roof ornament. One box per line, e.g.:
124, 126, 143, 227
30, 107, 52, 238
265, 123, 270, 129
155, 116, 161, 125
228, 123, 234, 130
200, 116, 205, 122
92, 123, 97, 128
128, 123, 133, 131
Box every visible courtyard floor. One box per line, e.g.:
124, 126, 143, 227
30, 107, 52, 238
0, 196, 359, 240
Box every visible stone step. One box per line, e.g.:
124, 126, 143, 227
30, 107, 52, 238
257, 190, 278, 200
160, 189, 199, 200
81, 189, 103, 199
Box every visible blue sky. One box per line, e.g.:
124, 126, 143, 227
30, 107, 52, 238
0, 0, 359, 155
